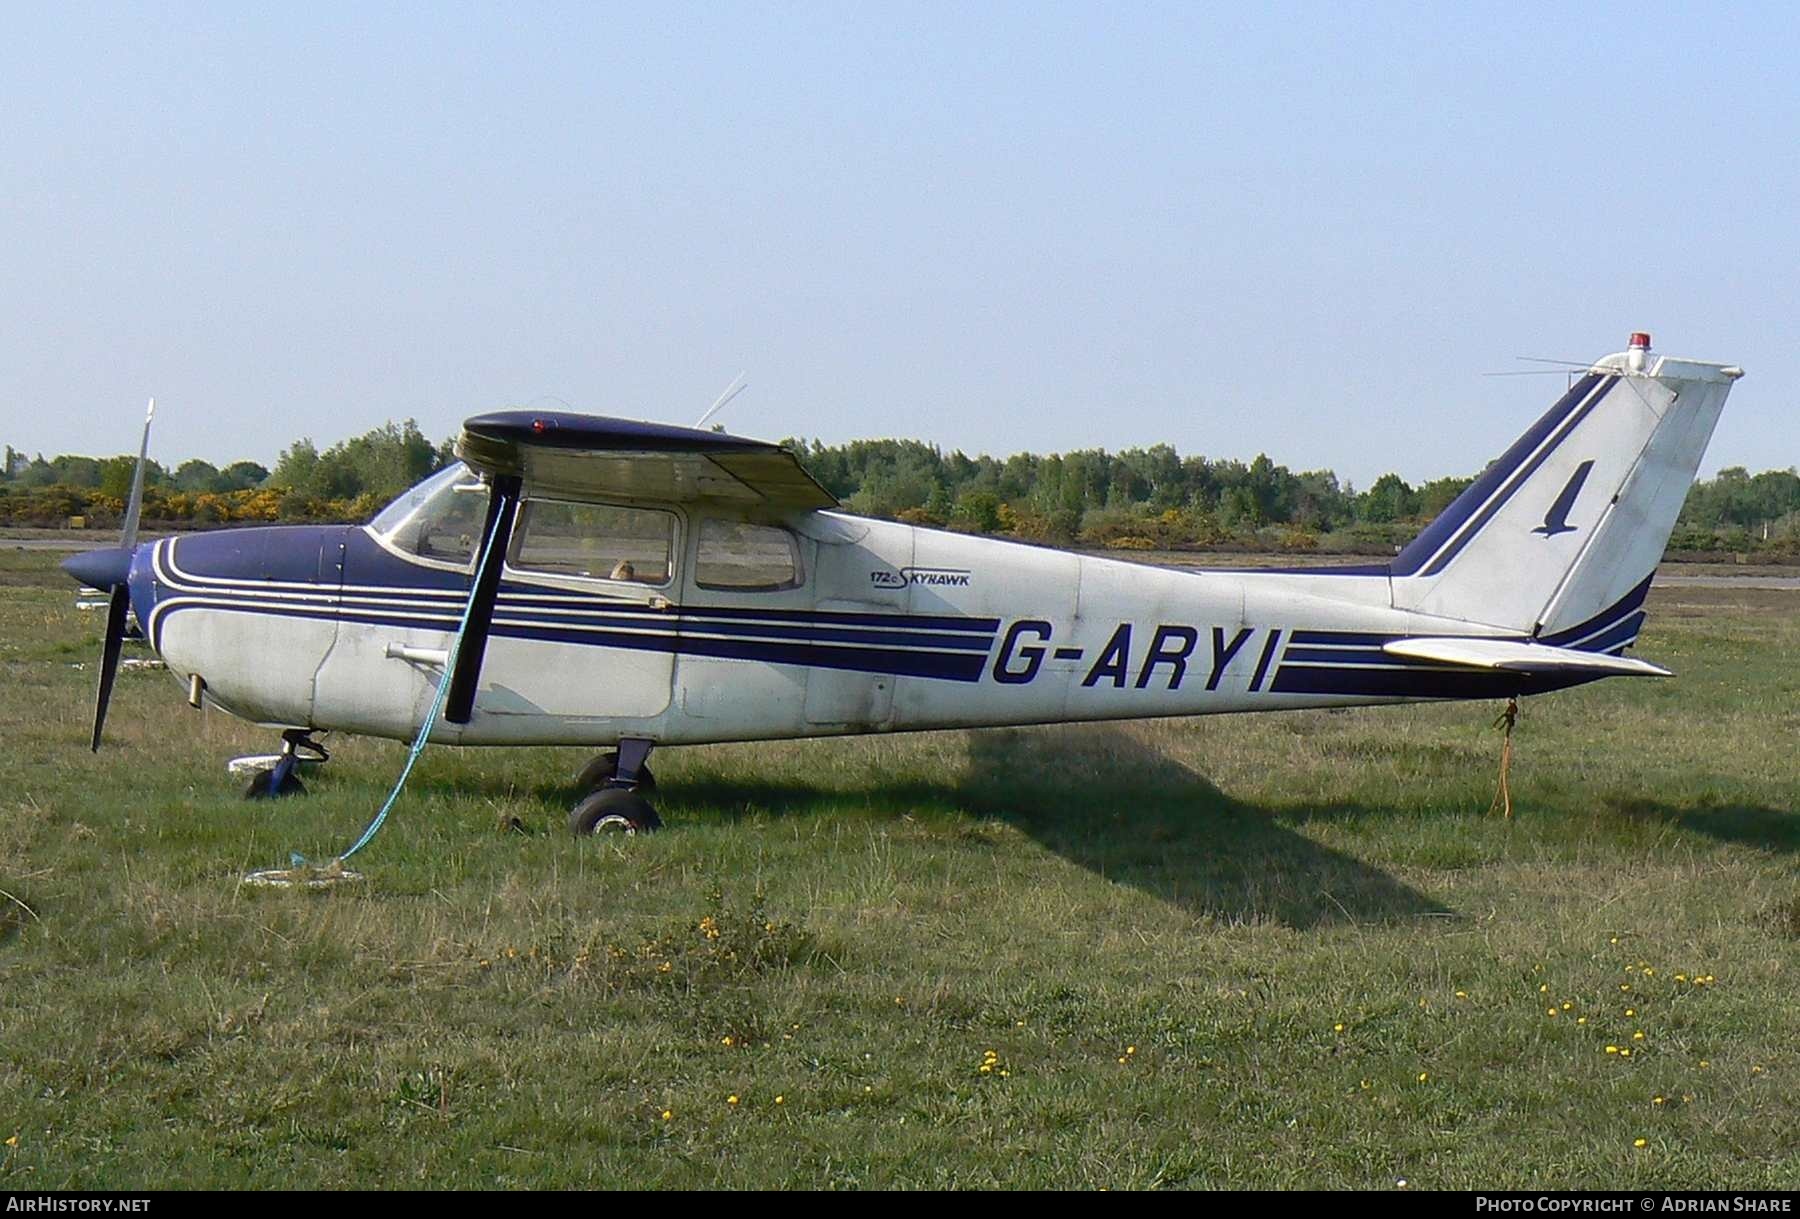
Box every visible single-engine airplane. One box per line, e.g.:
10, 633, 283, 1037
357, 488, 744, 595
63, 334, 1742, 834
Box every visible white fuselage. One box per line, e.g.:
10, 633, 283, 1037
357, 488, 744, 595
140, 510, 1581, 748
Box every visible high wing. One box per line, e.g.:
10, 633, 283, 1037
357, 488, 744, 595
455, 410, 836, 509
440, 410, 836, 725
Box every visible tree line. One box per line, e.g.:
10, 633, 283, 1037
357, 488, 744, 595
3, 421, 1798, 556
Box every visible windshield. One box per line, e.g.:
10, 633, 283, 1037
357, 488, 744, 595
370, 463, 488, 566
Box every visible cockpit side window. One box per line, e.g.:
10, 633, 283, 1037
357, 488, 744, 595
510, 500, 676, 586
372, 463, 487, 568
694, 519, 804, 591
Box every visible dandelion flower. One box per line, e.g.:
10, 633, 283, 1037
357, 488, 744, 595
1561, 1002, 1573, 1011
1539, 984, 1549, 994
1634, 1031, 1645, 1041
1626, 1009, 1636, 1017
661, 1110, 672, 1121
1455, 991, 1468, 1000
1417, 1072, 1429, 1083
722, 1036, 734, 1046
1620, 1049, 1632, 1058
1334, 1023, 1345, 1033
775, 1096, 785, 1105
1621, 983, 1631, 992
1606, 1046, 1620, 1055
1547, 1008, 1558, 1017
1634, 1138, 1647, 1149
1127, 1045, 1137, 1055
3, 1134, 15, 1148
1699, 1061, 1710, 1069
727, 1095, 739, 1105
1652, 1096, 1665, 1106
1577, 1017, 1588, 1026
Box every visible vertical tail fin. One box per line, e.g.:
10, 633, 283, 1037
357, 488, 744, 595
1391, 337, 1741, 641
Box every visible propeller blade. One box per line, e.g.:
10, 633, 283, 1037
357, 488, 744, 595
90, 585, 131, 751
122, 397, 155, 552
444, 475, 522, 724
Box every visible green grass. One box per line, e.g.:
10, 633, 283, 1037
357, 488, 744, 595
1, 546, 1796, 1188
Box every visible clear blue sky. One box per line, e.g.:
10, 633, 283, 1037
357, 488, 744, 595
2, 2, 1795, 490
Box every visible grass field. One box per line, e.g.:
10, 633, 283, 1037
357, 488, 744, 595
1, 546, 1796, 1189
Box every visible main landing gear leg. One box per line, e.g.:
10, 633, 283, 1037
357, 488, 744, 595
243, 729, 329, 800
569, 737, 662, 835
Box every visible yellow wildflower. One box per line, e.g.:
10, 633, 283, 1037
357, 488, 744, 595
1634, 1138, 1647, 1149
661, 1110, 672, 1121
775, 1095, 785, 1105
727, 1095, 739, 1105
1417, 1072, 1429, 1083
1606, 1045, 1619, 1054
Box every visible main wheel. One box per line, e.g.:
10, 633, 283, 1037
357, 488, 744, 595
574, 751, 657, 796
243, 767, 307, 800
568, 788, 662, 836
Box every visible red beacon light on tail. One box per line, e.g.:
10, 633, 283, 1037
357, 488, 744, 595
1627, 331, 1652, 372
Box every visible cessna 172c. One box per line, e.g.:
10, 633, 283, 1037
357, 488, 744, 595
63, 334, 1742, 834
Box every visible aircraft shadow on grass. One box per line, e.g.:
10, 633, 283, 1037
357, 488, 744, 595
1601, 795, 1800, 856
593, 724, 1454, 930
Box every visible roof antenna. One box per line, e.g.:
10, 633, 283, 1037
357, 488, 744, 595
694, 372, 748, 430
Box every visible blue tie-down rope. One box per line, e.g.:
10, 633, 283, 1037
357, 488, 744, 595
243, 501, 505, 887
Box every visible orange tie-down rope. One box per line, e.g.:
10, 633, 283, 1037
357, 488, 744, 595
1488, 696, 1520, 819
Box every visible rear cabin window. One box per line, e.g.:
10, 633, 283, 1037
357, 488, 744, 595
511, 501, 676, 585
695, 519, 803, 591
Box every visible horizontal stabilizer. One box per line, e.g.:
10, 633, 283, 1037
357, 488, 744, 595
1382, 637, 1671, 677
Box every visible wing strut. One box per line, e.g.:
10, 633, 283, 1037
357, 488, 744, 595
444, 474, 521, 724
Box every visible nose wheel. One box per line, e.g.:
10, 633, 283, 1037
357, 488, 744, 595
569, 738, 659, 834
240, 730, 330, 800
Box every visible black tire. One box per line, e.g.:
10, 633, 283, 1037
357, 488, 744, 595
574, 751, 656, 796
568, 787, 662, 836
243, 768, 307, 800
